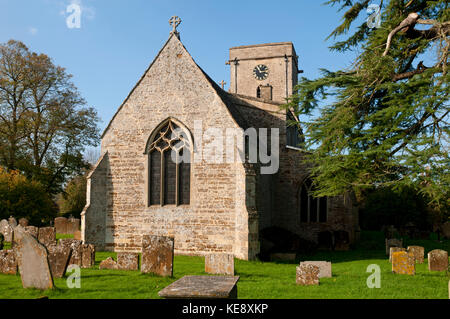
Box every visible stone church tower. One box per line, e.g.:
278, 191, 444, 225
81, 19, 359, 260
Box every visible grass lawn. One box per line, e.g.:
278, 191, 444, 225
0, 232, 448, 299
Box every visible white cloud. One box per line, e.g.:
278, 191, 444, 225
67, 0, 96, 20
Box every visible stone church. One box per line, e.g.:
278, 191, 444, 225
81, 19, 359, 260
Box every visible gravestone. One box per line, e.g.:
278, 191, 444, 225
0, 219, 13, 242
54, 217, 68, 234
296, 264, 320, 285
24, 226, 39, 238
205, 254, 234, 275
47, 244, 71, 278
59, 239, 82, 266
74, 230, 82, 240
389, 247, 406, 263
0, 250, 17, 275
407, 246, 424, 264
8, 216, 17, 228
38, 227, 56, 248
99, 257, 118, 270
385, 238, 403, 255
13, 226, 54, 290
141, 235, 174, 277
81, 244, 95, 268
117, 252, 139, 271
299, 261, 332, 278
67, 218, 80, 234
18, 218, 28, 227
392, 251, 415, 275
158, 276, 240, 299
428, 249, 449, 272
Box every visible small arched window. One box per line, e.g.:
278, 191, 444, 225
299, 179, 327, 223
256, 86, 261, 98
146, 119, 191, 206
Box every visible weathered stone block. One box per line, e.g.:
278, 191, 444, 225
117, 252, 139, 271
59, 239, 82, 266
428, 249, 448, 272
99, 257, 118, 270
141, 235, 174, 277
47, 244, 71, 278
13, 226, 54, 290
299, 261, 332, 278
38, 227, 56, 248
24, 226, 39, 238
296, 264, 320, 285
81, 244, 95, 268
18, 218, 28, 227
407, 246, 424, 264
392, 251, 415, 275
158, 275, 240, 299
385, 238, 403, 255
8, 216, 17, 228
0, 250, 17, 275
205, 254, 234, 275
0, 219, 13, 242
389, 247, 406, 263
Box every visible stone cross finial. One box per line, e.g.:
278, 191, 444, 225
169, 16, 182, 35
219, 80, 226, 89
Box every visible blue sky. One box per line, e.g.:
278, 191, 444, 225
0, 0, 371, 133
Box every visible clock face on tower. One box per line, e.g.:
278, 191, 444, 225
253, 64, 269, 80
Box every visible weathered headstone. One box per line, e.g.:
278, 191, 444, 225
0, 250, 17, 275
299, 261, 332, 278
24, 226, 39, 239
47, 244, 71, 278
13, 226, 53, 290
0, 219, 13, 242
385, 238, 403, 255
428, 249, 449, 272
205, 254, 234, 275
158, 276, 240, 299
296, 264, 320, 285
407, 246, 424, 264
8, 216, 17, 228
99, 257, 118, 270
67, 218, 80, 234
18, 218, 28, 227
117, 252, 139, 271
389, 247, 406, 263
59, 239, 82, 266
38, 227, 56, 248
392, 251, 415, 275
141, 235, 174, 277
54, 217, 68, 234
81, 244, 95, 268
74, 230, 82, 240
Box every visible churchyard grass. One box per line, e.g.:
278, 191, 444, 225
0, 232, 448, 299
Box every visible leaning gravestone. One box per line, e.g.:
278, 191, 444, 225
13, 226, 53, 290
407, 246, 424, 264
296, 264, 320, 286
59, 239, 82, 266
392, 251, 415, 275
81, 244, 95, 268
389, 247, 406, 263
428, 249, 449, 272
141, 235, 174, 277
117, 252, 139, 271
205, 254, 234, 275
0, 250, 17, 275
38, 227, 56, 248
99, 257, 118, 270
0, 219, 13, 242
299, 261, 332, 278
385, 238, 403, 255
47, 244, 71, 278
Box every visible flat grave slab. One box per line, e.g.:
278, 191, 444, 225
158, 275, 240, 299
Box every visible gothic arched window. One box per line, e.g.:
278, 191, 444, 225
145, 119, 191, 206
299, 179, 327, 223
